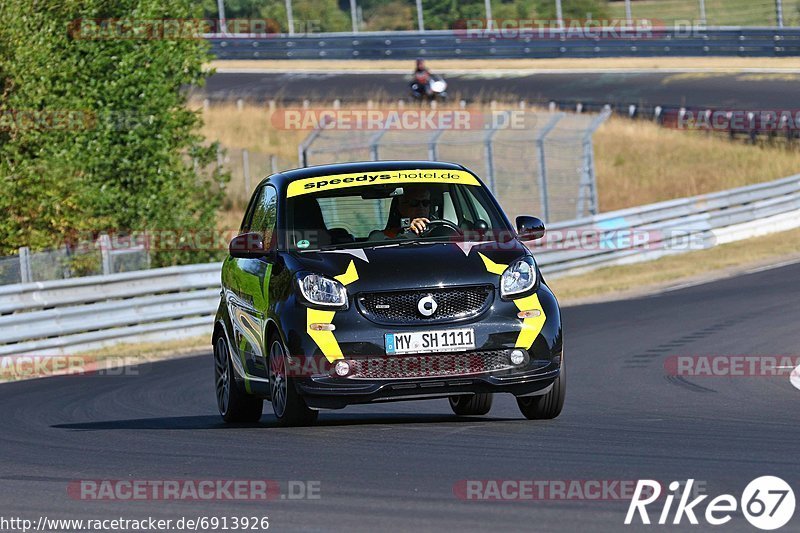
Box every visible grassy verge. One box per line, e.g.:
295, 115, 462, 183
549, 226, 800, 304
0, 337, 210, 383
209, 57, 800, 72
594, 117, 800, 211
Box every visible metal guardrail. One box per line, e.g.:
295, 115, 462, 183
1, 173, 799, 356
535, 173, 800, 278
208, 28, 800, 59
0, 263, 221, 356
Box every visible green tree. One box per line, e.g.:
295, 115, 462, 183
0, 0, 228, 266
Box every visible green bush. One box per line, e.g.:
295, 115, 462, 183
0, 0, 229, 266
535, 0, 610, 20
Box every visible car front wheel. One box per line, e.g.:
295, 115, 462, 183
269, 339, 318, 427
517, 362, 565, 420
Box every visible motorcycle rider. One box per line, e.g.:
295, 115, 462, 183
411, 58, 433, 98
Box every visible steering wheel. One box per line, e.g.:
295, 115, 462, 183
420, 219, 463, 237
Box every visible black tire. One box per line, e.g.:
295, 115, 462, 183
214, 336, 263, 423
449, 393, 493, 416
268, 339, 318, 427
517, 362, 565, 420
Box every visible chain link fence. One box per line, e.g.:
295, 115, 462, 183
215, 145, 297, 209
208, 0, 799, 32
0, 237, 150, 287
611, 0, 797, 28
298, 108, 610, 224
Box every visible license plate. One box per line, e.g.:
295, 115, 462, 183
385, 328, 475, 355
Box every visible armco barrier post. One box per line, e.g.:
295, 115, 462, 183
555, 0, 564, 29
428, 129, 445, 161
18, 247, 32, 284
484, 113, 509, 195
370, 122, 389, 161
99, 234, 112, 276
216, 0, 227, 34
242, 149, 251, 197
578, 107, 611, 217
536, 113, 565, 223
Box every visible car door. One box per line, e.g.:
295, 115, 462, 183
224, 184, 277, 381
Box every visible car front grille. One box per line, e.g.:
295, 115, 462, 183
357, 285, 494, 324
347, 350, 514, 379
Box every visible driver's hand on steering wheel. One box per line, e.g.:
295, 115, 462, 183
408, 217, 430, 235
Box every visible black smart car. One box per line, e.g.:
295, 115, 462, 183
213, 161, 564, 426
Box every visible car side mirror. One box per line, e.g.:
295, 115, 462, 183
516, 216, 546, 241
229, 232, 268, 259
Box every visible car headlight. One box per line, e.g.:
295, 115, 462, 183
500, 257, 538, 298
298, 273, 348, 308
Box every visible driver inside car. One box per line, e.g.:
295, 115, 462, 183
366, 185, 437, 241
379, 185, 433, 239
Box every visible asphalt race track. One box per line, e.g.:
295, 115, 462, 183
201, 71, 800, 109
1, 262, 799, 532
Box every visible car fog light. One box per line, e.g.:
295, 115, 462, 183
510, 349, 527, 366
334, 360, 351, 377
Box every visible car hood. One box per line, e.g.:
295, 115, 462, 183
288, 239, 532, 293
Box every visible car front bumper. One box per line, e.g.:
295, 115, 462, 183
296, 360, 562, 409
277, 283, 563, 409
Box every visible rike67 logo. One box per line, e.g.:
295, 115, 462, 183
626, 477, 795, 530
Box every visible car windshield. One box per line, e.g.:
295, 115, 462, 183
285, 171, 511, 251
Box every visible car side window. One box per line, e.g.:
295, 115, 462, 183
442, 191, 457, 222
248, 186, 278, 250
240, 192, 260, 233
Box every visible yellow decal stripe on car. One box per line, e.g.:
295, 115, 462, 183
334, 260, 359, 286
478, 253, 508, 275
306, 260, 358, 362
306, 308, 343, 363
513, 294, 547, 350
287, 169, 481, 197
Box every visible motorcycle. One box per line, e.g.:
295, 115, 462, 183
410, 74, 448, 102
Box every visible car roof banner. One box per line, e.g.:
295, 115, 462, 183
286, 169, 481, 197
